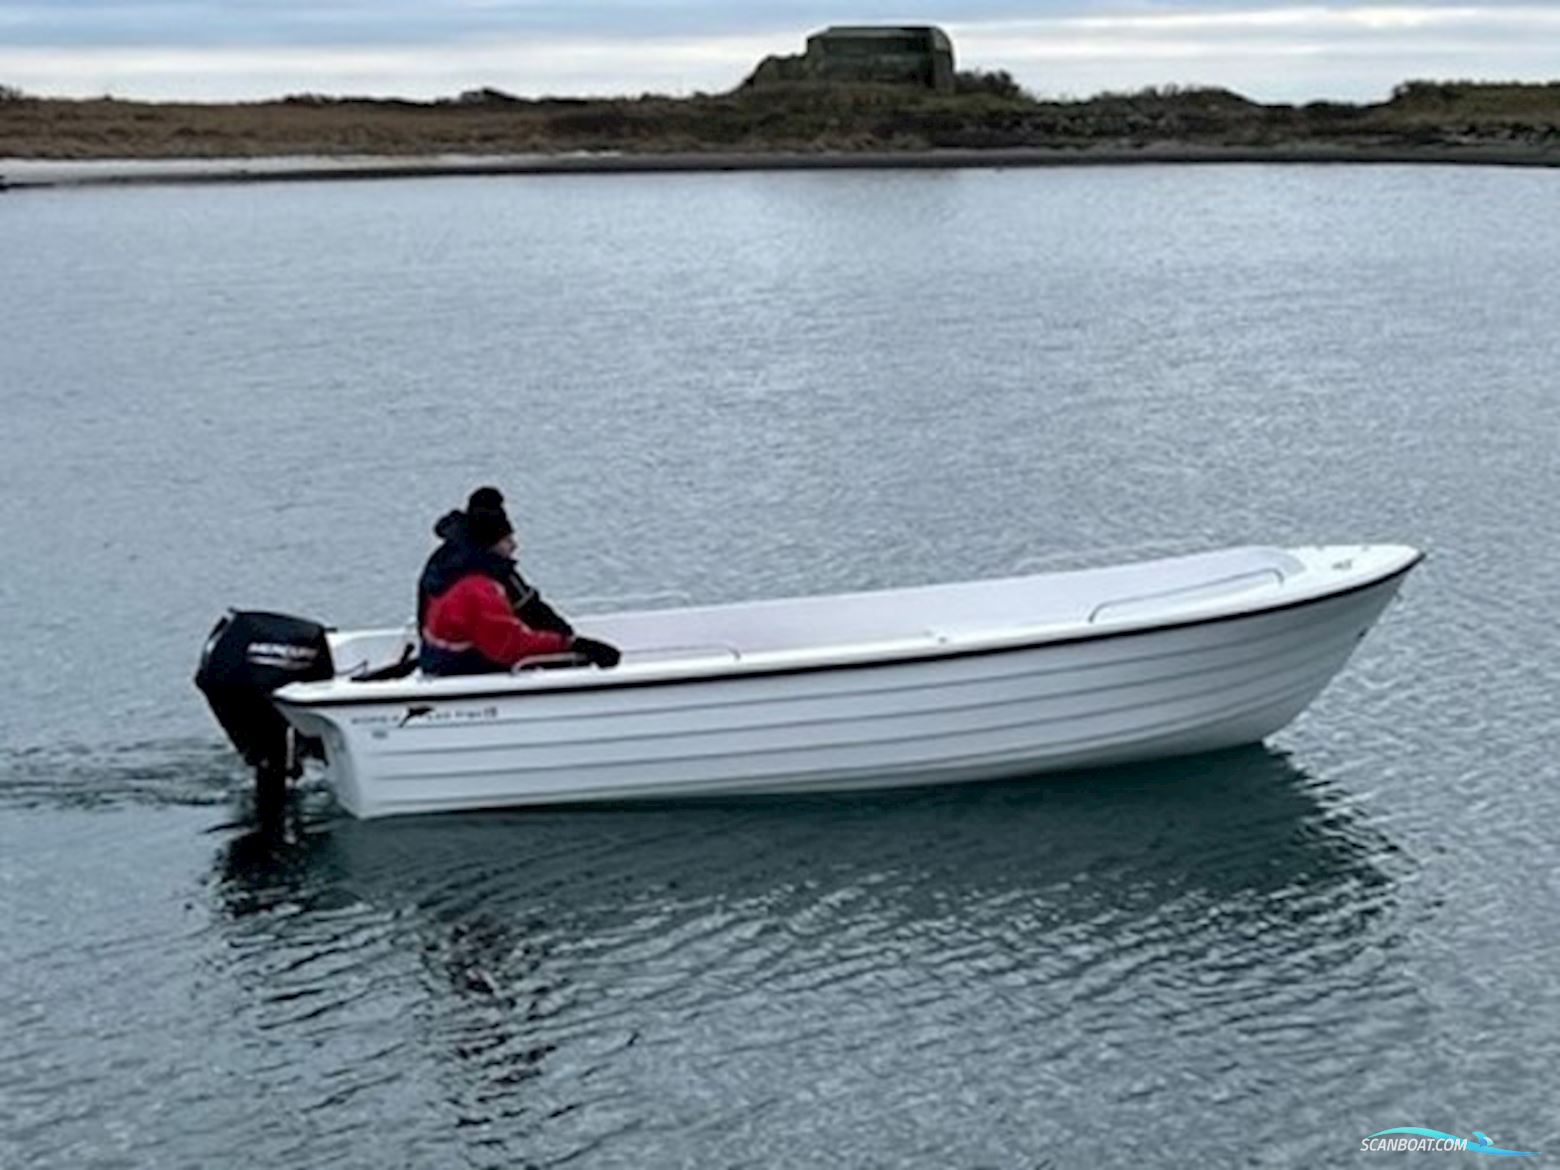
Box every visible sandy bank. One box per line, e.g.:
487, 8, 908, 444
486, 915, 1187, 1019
3, 143, 1560, 192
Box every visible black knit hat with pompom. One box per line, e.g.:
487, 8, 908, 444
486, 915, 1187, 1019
466, 485, 513, 547
467, 485, 505, 513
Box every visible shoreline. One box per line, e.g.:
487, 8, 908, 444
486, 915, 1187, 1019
5, 143, 1560, 191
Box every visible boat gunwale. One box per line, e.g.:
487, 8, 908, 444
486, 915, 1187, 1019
275, 550, 1422, 710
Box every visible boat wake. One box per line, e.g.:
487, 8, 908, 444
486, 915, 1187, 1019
0, 735, 296, 814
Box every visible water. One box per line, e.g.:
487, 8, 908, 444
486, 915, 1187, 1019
2, 164, 1558, 1166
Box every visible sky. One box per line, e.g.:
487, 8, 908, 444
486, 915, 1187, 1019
1, 1, 1557, 104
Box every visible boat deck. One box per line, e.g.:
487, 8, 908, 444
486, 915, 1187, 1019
288, 545, 1419, 706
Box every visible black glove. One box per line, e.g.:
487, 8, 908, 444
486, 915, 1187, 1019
571, 636, 621, 669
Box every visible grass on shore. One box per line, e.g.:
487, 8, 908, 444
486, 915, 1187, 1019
2, 79, 1559, 159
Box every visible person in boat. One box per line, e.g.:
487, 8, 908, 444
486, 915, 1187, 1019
417, 486, 572, 636
419, 490, 621, 675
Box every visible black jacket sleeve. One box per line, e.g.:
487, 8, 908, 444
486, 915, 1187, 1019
508, 570, 575, 637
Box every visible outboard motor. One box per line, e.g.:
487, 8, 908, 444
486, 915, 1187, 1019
196, 610, 334, 803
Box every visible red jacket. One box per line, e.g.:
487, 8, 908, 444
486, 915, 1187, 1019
422, 574, 572, 669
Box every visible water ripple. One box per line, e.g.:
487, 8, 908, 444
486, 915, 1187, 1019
7, 166, 1560, 1167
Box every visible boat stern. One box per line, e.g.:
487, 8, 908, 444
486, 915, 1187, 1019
271, 696, 375, 817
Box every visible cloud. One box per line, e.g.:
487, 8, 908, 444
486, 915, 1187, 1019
0, 33, 793, 100
3, 0, 989, 46
0, 3, 1555, 102
948, 5, 1560, 99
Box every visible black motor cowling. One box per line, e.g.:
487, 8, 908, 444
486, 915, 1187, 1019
196, 611, 334, 795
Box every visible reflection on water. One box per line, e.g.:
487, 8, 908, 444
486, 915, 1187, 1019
202, 748, 1410, 1167
217, 748, 1400, 937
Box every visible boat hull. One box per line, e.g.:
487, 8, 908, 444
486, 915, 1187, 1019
279, 566, 1410, 818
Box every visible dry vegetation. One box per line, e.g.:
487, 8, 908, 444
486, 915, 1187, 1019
2, 80, 1558, 159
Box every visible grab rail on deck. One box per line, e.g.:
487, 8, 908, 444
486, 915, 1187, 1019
1086, 568, 1287, 625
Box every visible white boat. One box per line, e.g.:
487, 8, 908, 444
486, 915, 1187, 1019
246, 543, 1420, 819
